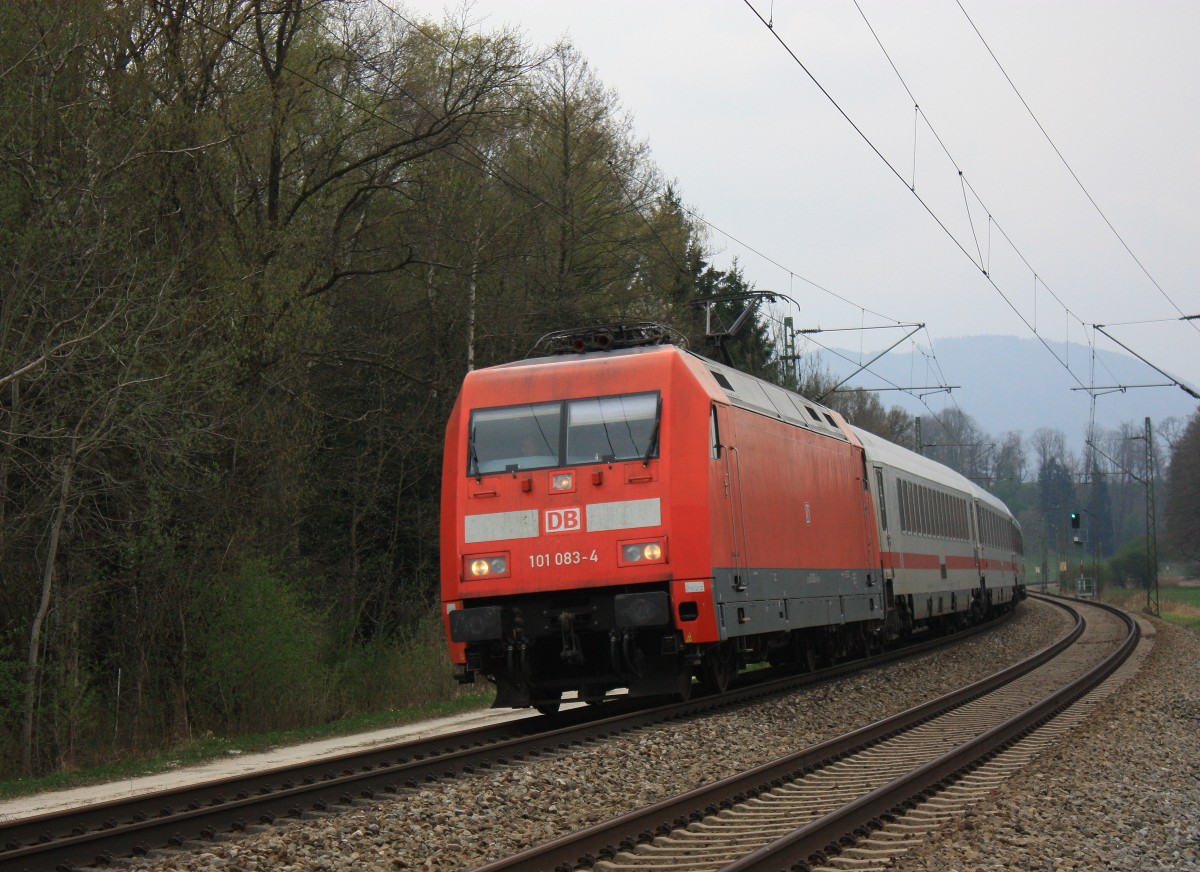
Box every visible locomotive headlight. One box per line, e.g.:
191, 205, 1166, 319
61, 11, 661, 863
465, 553, 509, 579
618, 540, 666, 566
551, 472, 575, 492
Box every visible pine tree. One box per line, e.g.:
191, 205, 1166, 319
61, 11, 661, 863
1164, 410, 1200, 562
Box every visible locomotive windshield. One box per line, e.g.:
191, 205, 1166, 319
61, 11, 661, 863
468, 392, 660, 475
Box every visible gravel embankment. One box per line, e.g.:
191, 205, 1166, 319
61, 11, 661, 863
895, 614, 1200, 871
121, 600, 1198, 871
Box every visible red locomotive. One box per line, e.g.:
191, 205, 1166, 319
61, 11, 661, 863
440, 325, 1024, 712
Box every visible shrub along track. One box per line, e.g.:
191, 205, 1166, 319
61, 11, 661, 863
0, 611, 1015, 872
475, 595, 1135, 872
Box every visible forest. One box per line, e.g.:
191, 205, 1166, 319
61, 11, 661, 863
2, 0, 1197, 778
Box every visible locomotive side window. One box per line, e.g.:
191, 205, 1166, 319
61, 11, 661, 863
710, 370, 734, 391
566, 393, 659, 465
710, 405, 721, 459
468, 392, 660, 476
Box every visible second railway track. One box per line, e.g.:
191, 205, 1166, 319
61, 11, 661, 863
478, 594, 1137, 872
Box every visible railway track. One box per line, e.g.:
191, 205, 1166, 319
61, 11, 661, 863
0, 611, 1008, 872
475, 594, 1137, 872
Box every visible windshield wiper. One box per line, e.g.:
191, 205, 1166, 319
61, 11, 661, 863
641, 398, 662, 467
468, 427, 482, 482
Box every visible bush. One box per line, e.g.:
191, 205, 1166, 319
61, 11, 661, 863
332, 608, 466, 715
187, 560, 333, 734
1107, 537, 1154, 588
0, 645, 24, 773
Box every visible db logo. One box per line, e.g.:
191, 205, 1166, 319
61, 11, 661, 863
544, 508, 581, 533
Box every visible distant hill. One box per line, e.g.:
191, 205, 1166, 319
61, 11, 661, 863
814, 335, 1198, 449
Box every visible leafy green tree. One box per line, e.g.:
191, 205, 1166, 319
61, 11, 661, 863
1092, 421, 1151, 546
287, 16, 535, 643
1, 0, 917, 778
1164, 410, 1200, 562
1108, 537, 1152, 588
188, 561, 329, 734
1038, 455, 1076, 560
683, 258, 777, 376
0, 0, 234, 772
1087, 460, 1116, 558
499, 42, 662, 334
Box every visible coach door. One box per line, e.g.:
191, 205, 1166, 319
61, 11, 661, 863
970, 499, 985, 582
858, 450, 877, 578
713, 404, 747, 592
872, 464, 894, 583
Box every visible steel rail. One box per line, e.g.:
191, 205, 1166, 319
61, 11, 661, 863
721, 598, 1137, 870
0, 611, 1011, 872
471, 596, 1079, 872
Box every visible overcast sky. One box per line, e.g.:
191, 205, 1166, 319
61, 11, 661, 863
400, 0, 1199, 420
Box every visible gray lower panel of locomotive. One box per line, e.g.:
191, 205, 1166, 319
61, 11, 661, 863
711, 566, 883, 640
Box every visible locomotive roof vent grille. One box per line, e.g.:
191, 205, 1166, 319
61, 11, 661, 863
531, 322, 688, 357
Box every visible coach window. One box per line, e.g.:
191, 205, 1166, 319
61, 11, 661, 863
565, 392, 660, 465
468, 401, 562, 475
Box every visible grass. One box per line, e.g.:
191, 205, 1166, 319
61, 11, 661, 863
1099, 581, 1200, 633
0, 689, 494, 802
1156, 585, 1200, 632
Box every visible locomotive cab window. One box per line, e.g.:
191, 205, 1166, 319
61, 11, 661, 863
468, 402, 561, 474
566, 393, 659, 465
468, 392, 660, 476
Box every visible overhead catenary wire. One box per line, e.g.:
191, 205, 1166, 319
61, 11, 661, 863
785, 322, 967, 438
888, 3, 1191, 389
674, 207, 906, 327
853, 0, 1112, 388
954, 0, 1200, 338
745, 0, 1193, 399
741, 0, 1093, 395
899, 6, 1188, 385
758, 298, 966, 437
332, 1, 1194, 406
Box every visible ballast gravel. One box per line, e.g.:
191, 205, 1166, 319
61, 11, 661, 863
120, 600, 1200, 871
896, 612, 1200, 871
